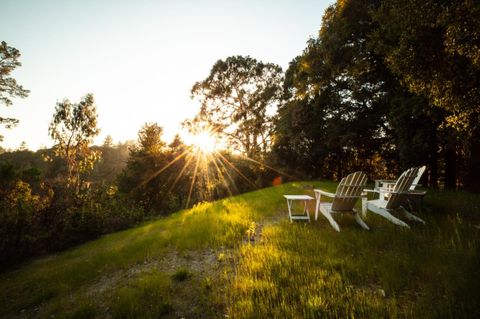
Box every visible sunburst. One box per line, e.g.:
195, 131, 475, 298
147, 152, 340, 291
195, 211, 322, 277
189, 130, 217, 154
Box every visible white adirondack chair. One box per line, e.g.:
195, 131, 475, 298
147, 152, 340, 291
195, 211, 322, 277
375, 165, 427, 208
364, 167, 426, 228
375, 165, 426, 195
314, 171, 369, 232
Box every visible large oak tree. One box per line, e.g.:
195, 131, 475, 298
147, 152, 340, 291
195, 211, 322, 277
190, 56, 283, 159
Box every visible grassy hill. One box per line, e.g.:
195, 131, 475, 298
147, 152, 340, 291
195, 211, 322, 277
1, 181, 479, 318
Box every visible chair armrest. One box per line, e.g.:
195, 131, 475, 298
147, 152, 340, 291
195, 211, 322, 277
375, 180, 396, 190
362, 188, 380, 199
314, 189, 336, 198
375, 179, 396, 183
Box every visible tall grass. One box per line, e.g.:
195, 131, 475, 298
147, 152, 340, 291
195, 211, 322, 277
226, 187, 480, 318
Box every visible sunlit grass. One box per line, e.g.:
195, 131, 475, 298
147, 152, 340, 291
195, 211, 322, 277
225, 188, 480, 318
0, 182, 479, 318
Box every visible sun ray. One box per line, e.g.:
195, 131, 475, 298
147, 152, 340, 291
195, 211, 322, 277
168, 152, 195, 193
133, 146, 193, 192
216, 152, 258, 189
206, 152, 234, 197
202, 152, 212, 199
212, 153, 240, 194
186, 149, 201, 208
239, 154, 300, 181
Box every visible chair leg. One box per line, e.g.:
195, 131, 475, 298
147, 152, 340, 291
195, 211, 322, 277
368, 204, 410, 228
353, 210, 370, 230
315, 193, 321, 221
400, 206, 426, 224
361, 196, 368, 218
320, 208, 340, 232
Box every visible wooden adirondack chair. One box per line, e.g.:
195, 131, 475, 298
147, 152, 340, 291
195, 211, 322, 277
364, 167, 426, 228
375, 165, 427, 211
375, 165, 426, 198
314, 171, 369, 232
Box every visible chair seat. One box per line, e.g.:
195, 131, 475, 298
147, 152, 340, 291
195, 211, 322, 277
367, 199, 388, 209
320, 202, 355, 213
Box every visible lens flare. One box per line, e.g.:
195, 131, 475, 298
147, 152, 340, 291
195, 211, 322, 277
190, 131, 217, 154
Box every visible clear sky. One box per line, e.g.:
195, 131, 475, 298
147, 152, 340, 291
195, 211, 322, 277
0, 0, 332, 150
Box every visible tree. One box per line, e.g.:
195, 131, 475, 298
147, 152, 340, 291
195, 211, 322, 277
137, 123, 165, 154
274, 0, 395, 180
48, 93, 100, 191
102, 135, 114, 147
118, 123, 171, 212
370, 0, 480, 190
0, 41, 30, 141
190, 56, 283, 159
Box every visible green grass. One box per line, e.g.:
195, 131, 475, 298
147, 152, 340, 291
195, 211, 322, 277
0, 181, 479, 318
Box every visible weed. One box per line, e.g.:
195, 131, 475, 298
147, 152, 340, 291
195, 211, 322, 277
172, 268, 191, 282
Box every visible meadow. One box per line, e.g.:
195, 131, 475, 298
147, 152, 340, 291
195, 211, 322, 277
0, 181, 479, 318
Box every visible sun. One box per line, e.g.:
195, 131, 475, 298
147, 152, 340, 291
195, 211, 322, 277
190, 130, 217, 154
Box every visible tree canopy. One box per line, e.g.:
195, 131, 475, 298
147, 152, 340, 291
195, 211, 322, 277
190, 55, 283, 159
272, 0, 480, 190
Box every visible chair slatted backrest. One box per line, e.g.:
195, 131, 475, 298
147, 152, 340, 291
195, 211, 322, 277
410, 165, 426, 190
386, 167, 419, 209
331, 171, 368, 211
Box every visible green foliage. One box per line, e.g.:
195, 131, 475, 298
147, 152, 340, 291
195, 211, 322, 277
0, 160, 146, 268
369, 0, 480, 191
274, 0, 395, 180
189, 55, 283, 158
273, 0, 480, 190
0, 177, 51, 265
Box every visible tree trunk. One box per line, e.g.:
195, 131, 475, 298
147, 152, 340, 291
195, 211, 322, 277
428, 131, 438, 188
429, 154, 438, 188
444, 141, 457, 189
465, 126, 480, 192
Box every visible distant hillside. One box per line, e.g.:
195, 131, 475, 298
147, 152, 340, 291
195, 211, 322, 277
0, 144, 130, 184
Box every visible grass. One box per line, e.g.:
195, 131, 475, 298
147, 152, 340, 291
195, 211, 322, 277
0, 181, 479, 318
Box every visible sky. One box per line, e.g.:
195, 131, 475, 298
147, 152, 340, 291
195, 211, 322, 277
0, 0, 332, 150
